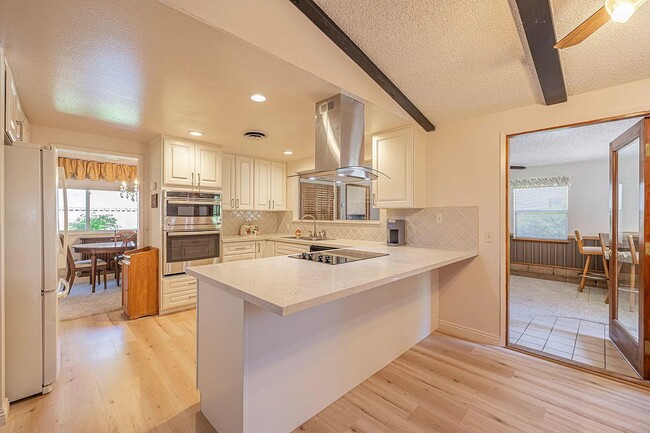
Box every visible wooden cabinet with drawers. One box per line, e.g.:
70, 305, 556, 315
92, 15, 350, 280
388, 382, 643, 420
122, 247, 159, 320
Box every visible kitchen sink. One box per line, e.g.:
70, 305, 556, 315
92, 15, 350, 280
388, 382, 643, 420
281, 236, 335, 241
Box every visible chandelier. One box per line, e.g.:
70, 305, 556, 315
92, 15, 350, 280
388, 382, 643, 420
120, 178, 139, 201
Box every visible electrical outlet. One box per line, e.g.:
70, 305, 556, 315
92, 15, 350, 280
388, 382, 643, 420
435, 213, 443, 224
485, 232, 495, 243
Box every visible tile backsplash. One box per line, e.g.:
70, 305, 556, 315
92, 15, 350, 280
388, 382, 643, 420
223, 207, 478, 251
222, 210, 283, 236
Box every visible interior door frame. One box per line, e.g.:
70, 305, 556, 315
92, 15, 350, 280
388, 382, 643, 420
504, 111, 650, 381
609, 118, 649, 378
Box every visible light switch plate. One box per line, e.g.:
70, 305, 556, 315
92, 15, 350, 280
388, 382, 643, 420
485, 232, 495, 243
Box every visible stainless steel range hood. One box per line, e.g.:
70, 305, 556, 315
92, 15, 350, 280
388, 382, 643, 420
293, 94, 387, 183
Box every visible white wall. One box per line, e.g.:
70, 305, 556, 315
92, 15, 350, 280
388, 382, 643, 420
509, 159, 610, 237
428, 77, 650, 343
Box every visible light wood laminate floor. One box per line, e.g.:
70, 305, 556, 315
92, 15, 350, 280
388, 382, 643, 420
3, 310, 650, 433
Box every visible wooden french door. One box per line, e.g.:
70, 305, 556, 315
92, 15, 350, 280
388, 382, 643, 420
609, 117, 649, 379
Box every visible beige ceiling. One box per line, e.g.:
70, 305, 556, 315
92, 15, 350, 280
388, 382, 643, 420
314, 0, 650, 125
0, 0, 408, 160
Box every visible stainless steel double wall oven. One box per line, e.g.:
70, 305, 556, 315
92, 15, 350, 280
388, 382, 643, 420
163, 190, 221, 276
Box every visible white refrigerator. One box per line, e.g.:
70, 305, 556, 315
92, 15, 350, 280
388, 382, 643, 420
5, 143, 69, 402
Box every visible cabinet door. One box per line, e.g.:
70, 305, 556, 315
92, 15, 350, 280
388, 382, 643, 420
255, 241, 266, 259
254, 159, 272, 210
372, 127, 413, 208
235, 156, 254, 210
222, 154, 236, 210
163, 138, 195, 187
195, 144, 222, 190
270, 162, 287, 210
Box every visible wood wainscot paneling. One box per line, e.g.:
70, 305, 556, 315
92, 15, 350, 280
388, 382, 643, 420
509, 235, 633, 287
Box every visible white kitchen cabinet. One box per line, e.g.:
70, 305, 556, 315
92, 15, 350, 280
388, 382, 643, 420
274, 241, 309, 256
222, 153, 236, 210
235, 156, 254, 210
372, 126, 426, 208
195, 143, 223, 189
255, 240, 275, 258
4, 62, 29, 144
254, 159, 272, 210
163, 136, 222, 190
253, 159, 286, 211
161, 275, 197, 312
270, 162, 287, 210
222, 154, 254, 210
222, 252, 256, 262
223, 241, 255, 256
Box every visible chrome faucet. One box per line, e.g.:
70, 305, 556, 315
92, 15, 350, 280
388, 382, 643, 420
300, 214, 317, 238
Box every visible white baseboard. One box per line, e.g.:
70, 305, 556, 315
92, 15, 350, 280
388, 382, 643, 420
0, 397, 9, 426
437, 320, 501, 346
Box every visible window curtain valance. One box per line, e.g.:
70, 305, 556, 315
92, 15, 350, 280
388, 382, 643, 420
58, 157, 137, 182
510, 176, 571, 189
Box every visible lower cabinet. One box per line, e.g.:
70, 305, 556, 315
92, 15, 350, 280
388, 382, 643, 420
274, 241, 310, 256
161, 275, 197, 311
222, 252, 256, 262
255, 240, 275, 258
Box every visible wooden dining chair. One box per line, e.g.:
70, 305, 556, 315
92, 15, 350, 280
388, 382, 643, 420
576, 230, 608, 292
628, 234, 639, 312
598, 233, 611, 304
61, 236, 108, 293
114, 230, 137, 286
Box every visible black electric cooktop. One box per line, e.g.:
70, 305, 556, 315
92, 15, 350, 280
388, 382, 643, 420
288, 249, 388, 265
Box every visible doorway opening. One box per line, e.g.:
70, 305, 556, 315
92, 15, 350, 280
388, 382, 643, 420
57, 148, 141, 321
506, 114, 648, 380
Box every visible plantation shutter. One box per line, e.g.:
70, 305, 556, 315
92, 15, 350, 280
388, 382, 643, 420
300, 182, 335, 220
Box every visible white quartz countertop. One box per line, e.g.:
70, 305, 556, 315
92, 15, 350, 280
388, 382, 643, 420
221, 234, 379, 248
187, 242, 477, 316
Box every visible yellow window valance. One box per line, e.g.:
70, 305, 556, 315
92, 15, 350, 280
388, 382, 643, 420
58, 157, 137, 182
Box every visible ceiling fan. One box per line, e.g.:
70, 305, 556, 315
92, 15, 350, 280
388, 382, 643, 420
555, 0, 647, 49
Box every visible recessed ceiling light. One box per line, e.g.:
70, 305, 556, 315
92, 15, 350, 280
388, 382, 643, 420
309, 177, 316, 180
188, 131, 203, 137
283, 150, 293, 155
249, 93, 267, 102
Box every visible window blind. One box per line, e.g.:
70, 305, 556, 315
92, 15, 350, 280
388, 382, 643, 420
514, 186, 568, 240
299, 182, 335, 221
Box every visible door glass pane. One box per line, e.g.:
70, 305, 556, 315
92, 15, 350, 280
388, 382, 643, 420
616, 138, 640, 341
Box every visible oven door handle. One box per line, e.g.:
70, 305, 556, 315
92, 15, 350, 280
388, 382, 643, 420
166, 230, 221, 236
165, 200, 221, 205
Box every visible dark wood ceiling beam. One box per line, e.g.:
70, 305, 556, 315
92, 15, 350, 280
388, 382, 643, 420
289, 0, 435, 132
513, 0, 568, 105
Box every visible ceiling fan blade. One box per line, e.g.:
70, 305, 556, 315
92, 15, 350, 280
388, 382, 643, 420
554, 6, 610, 49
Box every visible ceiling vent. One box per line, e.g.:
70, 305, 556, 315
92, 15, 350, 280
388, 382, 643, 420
243, 130, 267, 140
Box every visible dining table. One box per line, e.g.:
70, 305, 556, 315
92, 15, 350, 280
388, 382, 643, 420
73, 241, 136, 291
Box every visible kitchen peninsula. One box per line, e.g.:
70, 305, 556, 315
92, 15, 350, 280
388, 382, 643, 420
187, 241, 476, 433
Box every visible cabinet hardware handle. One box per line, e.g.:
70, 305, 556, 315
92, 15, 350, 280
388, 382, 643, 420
231, 198, 235, 208
16, 120, 24, 141
272, 200, 275, 209
236, 198, 239, 208
257, 244, 261, 253
197, 173, 201, 186
372, 193, 377, 205
191, 172, 195, 186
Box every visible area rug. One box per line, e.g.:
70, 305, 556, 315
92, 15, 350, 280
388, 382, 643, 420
60, 275, 122, 321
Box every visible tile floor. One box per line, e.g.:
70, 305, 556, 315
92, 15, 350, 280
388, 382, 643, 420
509, 316, 640, 379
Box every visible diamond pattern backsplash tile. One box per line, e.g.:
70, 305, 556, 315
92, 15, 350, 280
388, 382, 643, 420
222, 210, 282, 236
276, 206, 478, 251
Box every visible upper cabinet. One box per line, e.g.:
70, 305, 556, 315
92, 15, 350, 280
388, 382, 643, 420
4, 61, 31, 144
372, 126, 426, 208
254, 159, 286, 211
222, 154, 254, 211
162, 136, 222, 190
